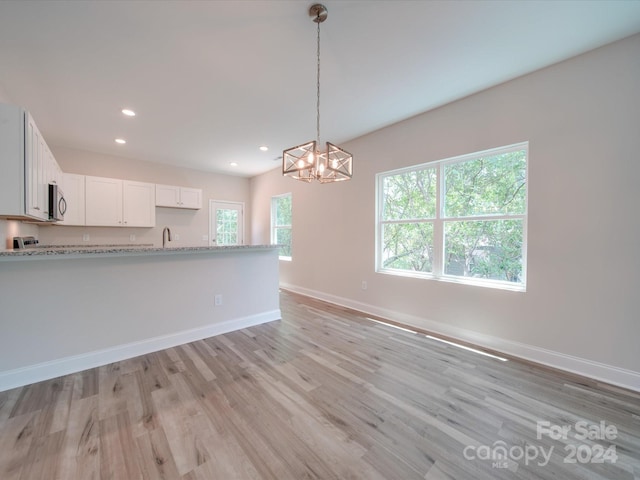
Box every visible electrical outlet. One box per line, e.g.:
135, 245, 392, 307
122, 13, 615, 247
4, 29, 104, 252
202, 234, 208, 242
129, 234, 136, 242
174, 233, 180, 241
214, 294, 223, 306
83, 234, 90, 242
361, 281, 367, 290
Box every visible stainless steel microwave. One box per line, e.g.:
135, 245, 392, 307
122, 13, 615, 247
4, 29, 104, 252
48, 183, 67, 221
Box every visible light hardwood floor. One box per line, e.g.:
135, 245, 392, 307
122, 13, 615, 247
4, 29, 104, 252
1, 290, 639, 479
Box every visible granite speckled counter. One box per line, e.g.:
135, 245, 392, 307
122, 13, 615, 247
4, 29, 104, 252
0, 244, 278, 261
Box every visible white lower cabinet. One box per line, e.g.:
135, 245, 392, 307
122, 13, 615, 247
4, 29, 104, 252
85, 176, 155, 227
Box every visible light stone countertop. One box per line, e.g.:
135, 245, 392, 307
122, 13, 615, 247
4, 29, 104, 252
0, 244, 279, 261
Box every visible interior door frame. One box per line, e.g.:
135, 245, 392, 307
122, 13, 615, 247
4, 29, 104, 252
209, 199, 244, 246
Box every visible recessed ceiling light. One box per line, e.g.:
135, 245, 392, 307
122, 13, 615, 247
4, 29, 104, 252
259, 145, 269, 152
121, 109, 136, 117
115, 138, 126, 144
230, 162, 238, 167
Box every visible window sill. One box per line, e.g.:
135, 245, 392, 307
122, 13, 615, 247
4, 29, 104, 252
376, 268, 526, 292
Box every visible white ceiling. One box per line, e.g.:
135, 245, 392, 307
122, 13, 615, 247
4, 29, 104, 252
1, 1, 639, 178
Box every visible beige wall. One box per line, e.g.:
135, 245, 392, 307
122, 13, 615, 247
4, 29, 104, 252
38, 147, 251, 247
0, 83, 11, 103
251, 34, 640, 386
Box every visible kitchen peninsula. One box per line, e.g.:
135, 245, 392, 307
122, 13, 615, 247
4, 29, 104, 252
0, 245, 281, 391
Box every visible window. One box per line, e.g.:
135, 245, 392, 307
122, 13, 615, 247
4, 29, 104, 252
271, 193, 292, 259
377, 143, 527, 290
210, 200, 243, 246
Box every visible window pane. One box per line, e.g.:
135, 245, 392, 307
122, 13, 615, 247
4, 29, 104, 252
444, 219, 523, 283
444, 150, 526, 217
276, 195, 292, 225
383, 168, 437, 220
216, 208, 239, 245
382, 222, 434, 272
275, 227, 292, 257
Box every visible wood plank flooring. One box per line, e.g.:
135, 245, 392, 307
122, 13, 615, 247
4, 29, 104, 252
1, 290, 639, 479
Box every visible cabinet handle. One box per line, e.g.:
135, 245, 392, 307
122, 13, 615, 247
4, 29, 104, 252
34, 207, 40, 210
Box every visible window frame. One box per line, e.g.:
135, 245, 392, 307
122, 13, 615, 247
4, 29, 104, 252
376, 142, 528, 291
271, 192, 292, 261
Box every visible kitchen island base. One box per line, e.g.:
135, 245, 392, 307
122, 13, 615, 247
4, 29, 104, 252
0, 246, 280, 391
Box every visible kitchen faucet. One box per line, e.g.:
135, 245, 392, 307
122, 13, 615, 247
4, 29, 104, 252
162, 226, 172, 248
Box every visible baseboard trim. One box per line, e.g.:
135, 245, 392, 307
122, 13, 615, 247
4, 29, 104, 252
281, 283, 640, 393
0, 309, 281, 392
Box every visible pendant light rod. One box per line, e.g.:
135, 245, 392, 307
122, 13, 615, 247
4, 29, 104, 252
310, 4, 327, 146
316, 6, 321, 145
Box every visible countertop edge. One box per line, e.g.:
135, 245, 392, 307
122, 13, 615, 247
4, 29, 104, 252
0, 245, 280, 261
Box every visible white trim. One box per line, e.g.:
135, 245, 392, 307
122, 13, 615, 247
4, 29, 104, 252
0, 310, 281, 392
280, 283, 640, 393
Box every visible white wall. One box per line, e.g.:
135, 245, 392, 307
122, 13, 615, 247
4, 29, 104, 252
37, 147, 251, 247
251, 34, 640, 389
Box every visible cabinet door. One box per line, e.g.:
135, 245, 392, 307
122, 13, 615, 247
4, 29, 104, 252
123, 180, 155, 227
59, 173, 85, 226
24, 115, 48, 220
155, 184, 180, 207
47, 150, 62, 187
85, 176, 123, 226
179, 187, 202, 209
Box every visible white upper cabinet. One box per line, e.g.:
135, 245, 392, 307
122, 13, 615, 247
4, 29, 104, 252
179, 187, 202, 209
0, 103, 63, 221
47, 148, 63, 187
59, 173, 85, 226
123, 180, 156, 227
24, 113, 51, 221
156, 184, 202, 209
85, 176, 123, 226
155, 184, 180, 207
85, 176, 155, 227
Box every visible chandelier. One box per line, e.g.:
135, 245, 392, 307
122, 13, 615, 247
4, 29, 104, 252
282, 4, 353, 183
